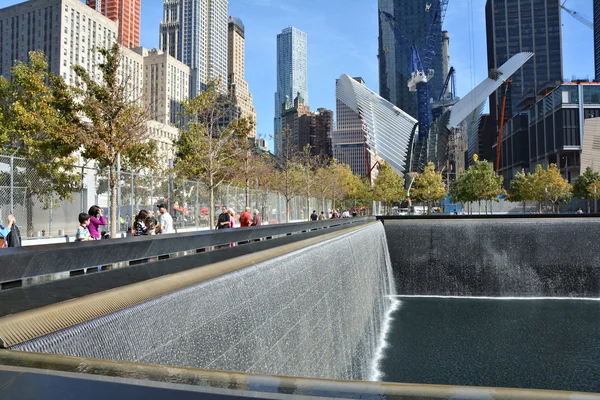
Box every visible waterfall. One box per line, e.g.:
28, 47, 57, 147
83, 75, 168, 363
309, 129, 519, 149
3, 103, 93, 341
13, 223, 397, 382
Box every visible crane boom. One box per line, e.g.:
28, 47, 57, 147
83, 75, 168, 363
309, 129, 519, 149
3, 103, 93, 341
560, 1, 593, 30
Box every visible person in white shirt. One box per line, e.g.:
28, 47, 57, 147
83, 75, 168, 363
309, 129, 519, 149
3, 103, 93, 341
342, 209, 351, 218
157, 203, 174, 234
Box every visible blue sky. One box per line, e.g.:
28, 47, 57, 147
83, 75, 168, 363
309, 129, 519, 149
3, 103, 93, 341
3, 0, 595, 151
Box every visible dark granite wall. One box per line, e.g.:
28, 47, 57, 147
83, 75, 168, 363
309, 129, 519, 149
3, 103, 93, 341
383, 219, 600, 297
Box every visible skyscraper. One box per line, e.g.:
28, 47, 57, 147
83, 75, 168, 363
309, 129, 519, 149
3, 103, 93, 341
333, 77, 370, 178
160, 0, 228, 97
228, 17, 256, 137
86, 0, 141, 48
378, 0, 444, 119
486, 0, 562, 122
274, 27, 308, 156
595, 0, 600, 81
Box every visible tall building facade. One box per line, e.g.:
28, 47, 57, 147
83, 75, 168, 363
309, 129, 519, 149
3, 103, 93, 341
378, 0, 444, 119
0, 0, 121, 85
311, 108, 333, 159
134, 47, 190, 127
159, 0, 228, 97
228, 16, 256, 137
281, 94, 311, 153
595, 0, 600, 81
333, 77, 369, 178
86, 0, 140, 48
274, 27, 308, 156
486, 0, 562, 122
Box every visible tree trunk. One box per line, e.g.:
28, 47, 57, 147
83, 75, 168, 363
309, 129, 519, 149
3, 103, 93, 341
587, 200, 591, 214
285, 198, 290, 224
322, 197, 326, 214
245, 178, 250, 208
306, 197, 310, 221
109, 163, 118, 238
523, 201, 526, 214
478, 200, 481, 215
209, 185, 215, 230
26, 190, 34, 238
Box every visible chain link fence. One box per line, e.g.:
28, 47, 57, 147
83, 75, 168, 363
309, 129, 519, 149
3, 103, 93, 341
0, 155, 332, 239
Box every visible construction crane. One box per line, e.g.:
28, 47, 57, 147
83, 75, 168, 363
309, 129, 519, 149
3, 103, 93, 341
560, 1, 593, 30
495, 78, 512, 171
380, 0, 449, 142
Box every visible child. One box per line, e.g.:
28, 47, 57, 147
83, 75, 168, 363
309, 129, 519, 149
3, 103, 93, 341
76, 213, 93, 241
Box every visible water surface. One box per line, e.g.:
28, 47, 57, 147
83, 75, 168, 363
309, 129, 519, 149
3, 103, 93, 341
379, 297, 600, 393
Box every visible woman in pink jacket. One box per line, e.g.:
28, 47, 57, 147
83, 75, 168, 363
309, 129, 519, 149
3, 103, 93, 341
87, 205, 107, 240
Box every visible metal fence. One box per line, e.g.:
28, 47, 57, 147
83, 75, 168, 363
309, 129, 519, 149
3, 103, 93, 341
0, 155, 331, 238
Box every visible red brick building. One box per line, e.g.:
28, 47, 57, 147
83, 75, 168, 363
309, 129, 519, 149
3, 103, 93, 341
86, 0, 141, 48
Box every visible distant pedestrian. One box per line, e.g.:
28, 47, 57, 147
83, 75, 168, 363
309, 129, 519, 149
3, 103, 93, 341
157, 203, 174, 234
217, 206, 230, 229
239, 206, 252, 227
134, 210, 149, 236
76, 213, 93, 242
310, 210, 318, 221
252, 209, 262, 226
0, 214, 16, 248
342, 209, 350, 218
577, 208, 584, 214
228, 209, 236, 228
87, 205, 106, 240
318, 211, 326, 221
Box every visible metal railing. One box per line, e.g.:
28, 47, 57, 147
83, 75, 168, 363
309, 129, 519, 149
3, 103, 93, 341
0, 154, 332, 238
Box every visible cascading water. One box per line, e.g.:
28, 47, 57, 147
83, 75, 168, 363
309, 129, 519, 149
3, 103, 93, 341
12, 223, 397, 382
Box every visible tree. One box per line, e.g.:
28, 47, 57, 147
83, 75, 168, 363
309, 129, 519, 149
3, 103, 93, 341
325, 161, 356, 211
450, 161, 503, 214
541, 164, 572, 213
573, 167, 600, 213
508, 169, 533, 213
72, 44, 152, 237
175, 80, 237, 229
0, 51, 82, 236
372, 163, 406, 214
411, 162, 447, 214
229, 117, 258, 207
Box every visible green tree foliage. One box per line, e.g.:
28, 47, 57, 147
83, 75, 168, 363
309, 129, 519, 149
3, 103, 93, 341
175, 80, 237, 229
411, 162, 447, 214
450, 161, 503, 214
0, 51, 82, 235
508, 169, 533, 213
72, 44, 152, 237
372, 163, 406, 214
573, 167, 600, 212
228, 117, 259, 206
534, 164, 572, 213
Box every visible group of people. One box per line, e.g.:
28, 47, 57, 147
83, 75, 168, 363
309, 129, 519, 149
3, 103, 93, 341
76, 204, 173, 241
309, 209, 352, 221
132, 204, 173, 236
217, 206, 262, 229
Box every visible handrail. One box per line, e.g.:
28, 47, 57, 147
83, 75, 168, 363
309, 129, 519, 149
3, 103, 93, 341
0, 217, 373, 284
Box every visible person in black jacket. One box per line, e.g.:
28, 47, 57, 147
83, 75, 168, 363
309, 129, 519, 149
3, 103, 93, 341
217, 206, 230, 229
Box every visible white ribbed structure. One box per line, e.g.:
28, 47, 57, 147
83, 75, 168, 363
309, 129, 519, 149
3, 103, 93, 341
336, 74, 417, 174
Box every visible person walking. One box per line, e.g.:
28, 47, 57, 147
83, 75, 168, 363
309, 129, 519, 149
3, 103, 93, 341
76, 213, 94, 242
157, 203, 174, 234
310, 210, 318, 221
318, 211, 326, 221
87, 205, 107, 240
239, 207, 252, 228
0, 214, 16, 248
134, 210, 149, 236
252, 209, 262, 226
217, 206, 230, 229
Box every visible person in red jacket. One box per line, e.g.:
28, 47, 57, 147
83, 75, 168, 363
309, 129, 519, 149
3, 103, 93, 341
239, 206, 252, 227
